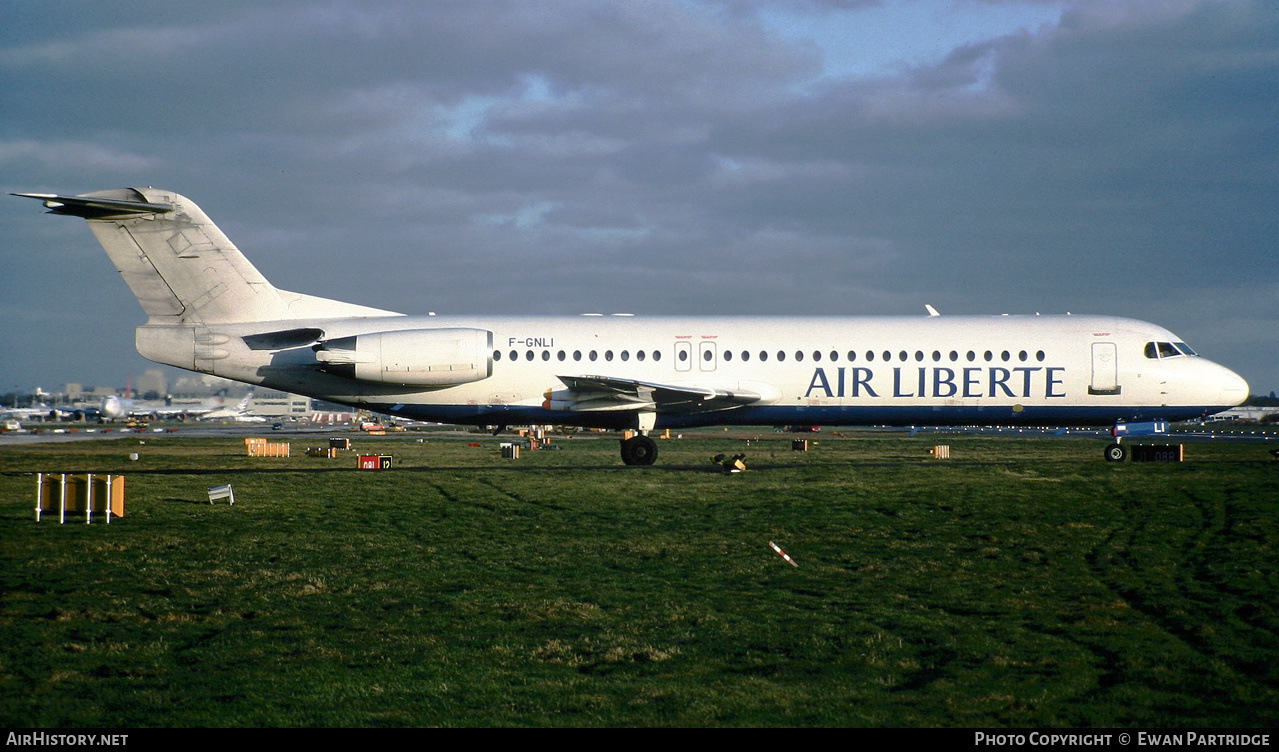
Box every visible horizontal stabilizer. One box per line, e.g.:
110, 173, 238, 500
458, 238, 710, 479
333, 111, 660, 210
12, 191, 175, 219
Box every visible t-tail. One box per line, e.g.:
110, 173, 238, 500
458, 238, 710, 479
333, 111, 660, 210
13, 189, 399, 370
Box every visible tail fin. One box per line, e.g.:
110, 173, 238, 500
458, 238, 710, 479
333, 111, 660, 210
14, 188, 398, 325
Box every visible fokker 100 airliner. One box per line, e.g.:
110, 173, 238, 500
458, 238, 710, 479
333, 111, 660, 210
16, 189, 1249, 465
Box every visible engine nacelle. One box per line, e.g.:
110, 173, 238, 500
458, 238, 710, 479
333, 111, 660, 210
315, 328, 493, 386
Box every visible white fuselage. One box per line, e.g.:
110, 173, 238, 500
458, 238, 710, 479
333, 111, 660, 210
180, 312, 1248, 429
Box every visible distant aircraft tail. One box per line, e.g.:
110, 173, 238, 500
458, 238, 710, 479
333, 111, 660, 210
13, 188, 398, 325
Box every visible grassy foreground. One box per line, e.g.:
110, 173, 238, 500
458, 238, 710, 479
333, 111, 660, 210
1, 430, 1275, 727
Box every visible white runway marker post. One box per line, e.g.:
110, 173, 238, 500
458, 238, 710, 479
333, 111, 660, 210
769, 541, 799, 568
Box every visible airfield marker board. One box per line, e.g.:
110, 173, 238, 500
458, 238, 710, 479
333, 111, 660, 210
357, 454, 393, 470
35, 473, 124, 523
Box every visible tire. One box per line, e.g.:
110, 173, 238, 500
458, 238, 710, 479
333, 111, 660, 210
1104, 443, 1127, 463
621, 435, 658, 466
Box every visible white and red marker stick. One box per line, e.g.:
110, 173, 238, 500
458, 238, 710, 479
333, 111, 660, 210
769, 541, 799, 567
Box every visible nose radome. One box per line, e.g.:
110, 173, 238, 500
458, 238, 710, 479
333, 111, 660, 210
1219, 367, 1249, 406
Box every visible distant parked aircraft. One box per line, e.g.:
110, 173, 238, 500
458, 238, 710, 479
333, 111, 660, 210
199, 392, 263, 422
101, 393, 232, 420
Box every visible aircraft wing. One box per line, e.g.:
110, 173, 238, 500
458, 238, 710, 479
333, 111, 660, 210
551, 375, 761, 414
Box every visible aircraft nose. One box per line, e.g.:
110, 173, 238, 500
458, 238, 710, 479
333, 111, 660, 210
1213, 363, 1249, 407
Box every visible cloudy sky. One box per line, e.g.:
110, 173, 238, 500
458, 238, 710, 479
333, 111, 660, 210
1, 0, 1275, 396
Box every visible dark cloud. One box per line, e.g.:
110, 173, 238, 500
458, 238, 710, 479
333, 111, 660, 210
1, 0, 1274, 394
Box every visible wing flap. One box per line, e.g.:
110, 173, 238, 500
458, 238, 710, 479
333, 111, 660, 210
552, 375, 761, 413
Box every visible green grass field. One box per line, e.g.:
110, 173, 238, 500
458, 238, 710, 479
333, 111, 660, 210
1, 429, 1275, 727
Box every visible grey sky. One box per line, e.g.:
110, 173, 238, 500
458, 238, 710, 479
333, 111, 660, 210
2, 0, 1274, 395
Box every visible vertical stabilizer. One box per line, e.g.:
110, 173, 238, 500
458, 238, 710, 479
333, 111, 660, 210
14, 188, 402, 325
15, 188, 402, 373
79, 188, 293, 324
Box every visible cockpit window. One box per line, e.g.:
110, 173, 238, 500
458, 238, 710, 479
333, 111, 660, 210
1146, 341, 1194, 359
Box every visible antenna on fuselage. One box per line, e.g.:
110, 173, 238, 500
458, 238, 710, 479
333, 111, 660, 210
925, 304, 940, 317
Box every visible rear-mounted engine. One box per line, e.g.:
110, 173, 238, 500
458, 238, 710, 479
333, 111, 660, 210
314, 328, 493, 386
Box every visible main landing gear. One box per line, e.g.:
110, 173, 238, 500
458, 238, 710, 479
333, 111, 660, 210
620, 434, 658, 466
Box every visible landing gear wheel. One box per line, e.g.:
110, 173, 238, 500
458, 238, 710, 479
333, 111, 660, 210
620, 435, 658, 466
1104, 443, 1127, 463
